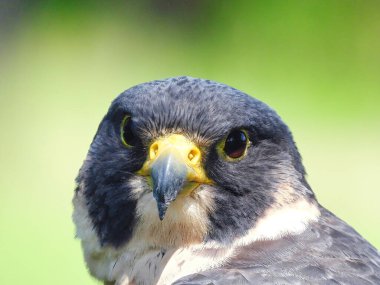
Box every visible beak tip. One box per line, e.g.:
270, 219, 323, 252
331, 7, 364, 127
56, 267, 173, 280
157, 201, 168, 221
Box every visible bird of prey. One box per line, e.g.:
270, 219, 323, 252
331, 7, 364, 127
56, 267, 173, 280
73, 77, 380, 285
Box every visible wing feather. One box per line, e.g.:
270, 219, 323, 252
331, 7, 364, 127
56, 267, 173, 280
173, 208, 380, 285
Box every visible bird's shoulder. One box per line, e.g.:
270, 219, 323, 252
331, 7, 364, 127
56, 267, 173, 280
173, 207, 380, 285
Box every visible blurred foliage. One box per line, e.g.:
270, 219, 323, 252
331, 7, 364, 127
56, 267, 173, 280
0, 1, 379, 284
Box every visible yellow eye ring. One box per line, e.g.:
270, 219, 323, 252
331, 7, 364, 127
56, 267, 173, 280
217, 129, 250, 161
120, 115, 138, 147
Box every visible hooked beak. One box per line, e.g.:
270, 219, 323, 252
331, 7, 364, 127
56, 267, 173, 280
137, 134, 211, 220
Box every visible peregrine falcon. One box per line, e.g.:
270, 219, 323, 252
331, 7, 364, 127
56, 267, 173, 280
73, 77, 380, 285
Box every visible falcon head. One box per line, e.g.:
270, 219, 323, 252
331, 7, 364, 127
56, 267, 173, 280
74, 76, 317, 252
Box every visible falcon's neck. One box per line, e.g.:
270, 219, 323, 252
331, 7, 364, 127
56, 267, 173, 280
73, 178, 320, 285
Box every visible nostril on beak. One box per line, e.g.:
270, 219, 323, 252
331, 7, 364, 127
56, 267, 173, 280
188, 148, 201, 164
150, 142, 159, 160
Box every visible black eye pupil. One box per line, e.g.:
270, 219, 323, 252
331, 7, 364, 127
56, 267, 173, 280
121, 117, 138, 147
223, 130, 248, 159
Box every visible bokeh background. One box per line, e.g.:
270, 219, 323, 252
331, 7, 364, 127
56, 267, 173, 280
0, 1, 379, 284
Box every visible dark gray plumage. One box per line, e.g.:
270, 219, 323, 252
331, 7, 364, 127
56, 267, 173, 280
174, 208, 380, 284
73, 76, 380, 285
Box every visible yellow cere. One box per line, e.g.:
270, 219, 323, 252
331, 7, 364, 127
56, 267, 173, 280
138, 134, 213, 186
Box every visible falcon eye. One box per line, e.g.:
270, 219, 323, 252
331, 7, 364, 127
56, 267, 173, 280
223, 129, 249, 159
120, 116, 138, 147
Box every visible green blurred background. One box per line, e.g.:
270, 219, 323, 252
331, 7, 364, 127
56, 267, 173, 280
0, 1, 379, 284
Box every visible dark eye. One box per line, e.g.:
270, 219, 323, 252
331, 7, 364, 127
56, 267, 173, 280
223, 129, 249, 159
120, 116, 138, 147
